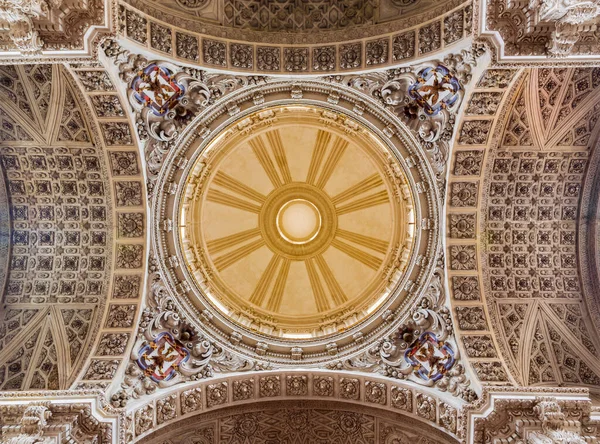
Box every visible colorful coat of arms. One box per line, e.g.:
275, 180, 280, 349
404, 332, 456, 381
131, 64, 185, 116
408, 65, 461, 116
136, 332, 190, 382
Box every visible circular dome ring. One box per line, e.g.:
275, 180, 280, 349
153, 80, 441, 362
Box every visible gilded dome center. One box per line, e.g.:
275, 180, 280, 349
276, 199, 321, 244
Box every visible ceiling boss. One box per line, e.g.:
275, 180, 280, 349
178, 105, 416, 339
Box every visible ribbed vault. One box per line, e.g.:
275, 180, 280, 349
448, 67, 600, 390
0, 64, 147, 392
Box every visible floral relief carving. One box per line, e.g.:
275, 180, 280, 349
313, 376, 334, 397
176, 33, 199, 61
444, 10, 464, 45
203, 39, 226, 67
125, 9, 147, 44
439, 402, 457, 433
96, 333, 130, 356
233, 378, 254, 401
116, 244, 143, 269
416, 393, 436, 422
100, 122, 133, 146
472, 362, 508, 382
83, 359, 120, 380
77, 71, 114, 92
365, 381, 386, 405
453, 150, 484, 175
113, 275, 141, 299
449, 213, 476, 239
207, 382, 228, 408
91, 95, 124, 118
392, 31, 415, 61
339, 377, 360, 400
464, 4, 473, 34
181, 387, 203, 414
151, 22, 172, 54
450, 182, 478, 207
105, 304, 136, 328
259, 375, 281, 397
230, 43, 253, 69
462, 335, 497, 358
455, 306, 487, 330
286, 375, 308, 396
391, 386, 412, 411
366, 38, 389, 65
135, 404, 154, 436
117, 213, 144, 238
156, 394, 177, 424
284, 48, 309, 72
257, 47, 280, 71
312, 46, 336, 71
340, 43, 362, 69
477, 69, 517, 89
449, 245, 477, 270
458, 120, 492, 145
418, 21, 441, 54
465, 92, 504, 115
109, 152, 140, 176
114, 181, 143, 207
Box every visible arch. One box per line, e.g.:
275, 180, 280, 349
124, 369, 463, 442
143, 399, 459, 443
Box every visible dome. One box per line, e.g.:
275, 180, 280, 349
178, 105, 416, 338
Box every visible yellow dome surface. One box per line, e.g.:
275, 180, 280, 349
180, 105, 415, 338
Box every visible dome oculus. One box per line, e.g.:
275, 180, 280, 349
276, 199, 321, 244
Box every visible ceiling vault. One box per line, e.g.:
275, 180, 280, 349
0, 2, 599, 443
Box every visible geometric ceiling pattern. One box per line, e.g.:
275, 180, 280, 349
143, 400, 454, 444
0, 64, 146, 393
448, 67, 600, 388
1, 1, 600, 443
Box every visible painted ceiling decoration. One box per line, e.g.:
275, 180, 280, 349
0, 2, 599, 444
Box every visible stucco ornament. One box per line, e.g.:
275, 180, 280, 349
0, 400, 113, 443
4, 403, 52, 444
113, 275, 268, 406
327, 265, 475, 401
382, 47, 482, 176
372, 268, 474, 400
103, 40, 269, 193
529, 0, 600, 56
103, 43, 211, 187
527, 398, 588, 443
0, 0, 55, 54
338, 44, 485, 194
